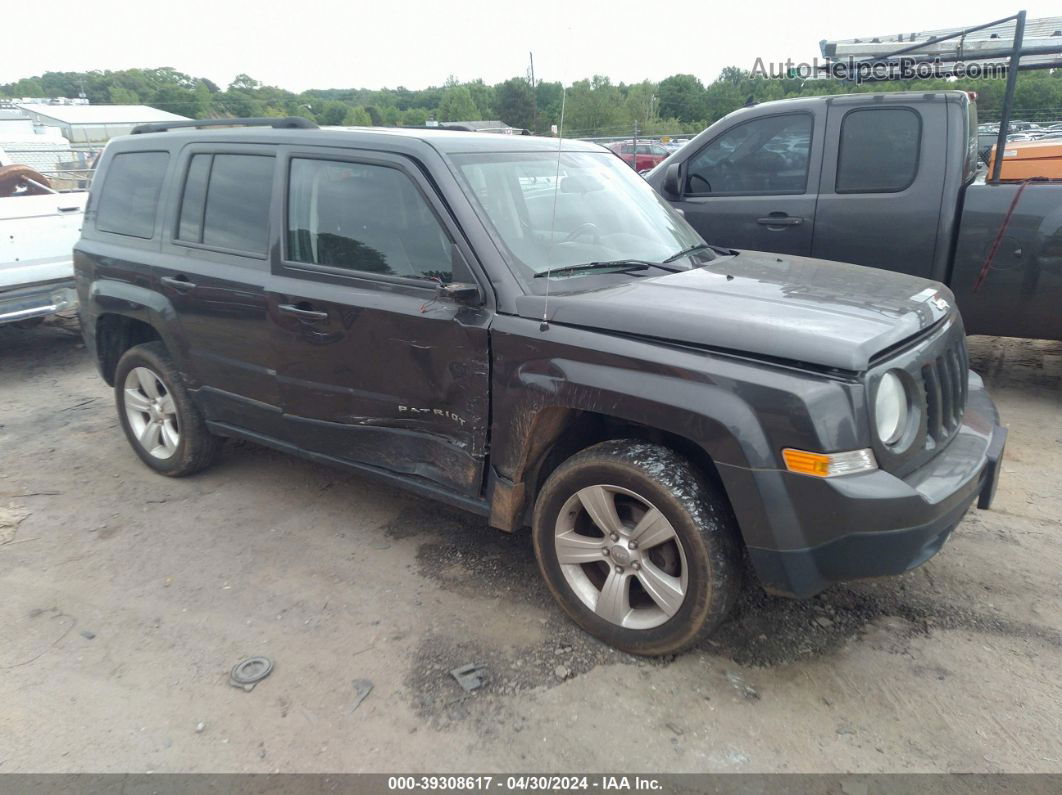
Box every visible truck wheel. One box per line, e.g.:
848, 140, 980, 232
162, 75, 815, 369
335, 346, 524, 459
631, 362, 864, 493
532, 440, 741, 656
114, 341, 221, 476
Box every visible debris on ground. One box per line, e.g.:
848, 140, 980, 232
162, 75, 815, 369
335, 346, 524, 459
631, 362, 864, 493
725, 670, 760, 701
195, 722, 206, 734
79, 629, 96, 640
450, 663, 488, 692
352, 678, 373, 711
230, 656, 273, 692
553, 665, 570, 681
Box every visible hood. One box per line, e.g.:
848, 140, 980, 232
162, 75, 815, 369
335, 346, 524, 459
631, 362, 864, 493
515, 251, 955, 371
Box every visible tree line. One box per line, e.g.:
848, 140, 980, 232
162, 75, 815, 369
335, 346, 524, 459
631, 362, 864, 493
4, 66, 1062, 138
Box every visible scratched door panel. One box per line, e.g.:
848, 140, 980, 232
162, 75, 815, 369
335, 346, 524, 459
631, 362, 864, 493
269, 275, 489, 494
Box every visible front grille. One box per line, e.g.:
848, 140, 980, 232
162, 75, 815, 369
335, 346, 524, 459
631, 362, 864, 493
921, 335, 968, 446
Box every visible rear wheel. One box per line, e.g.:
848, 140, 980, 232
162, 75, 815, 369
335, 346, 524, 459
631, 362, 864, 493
114, 341, 221, 476
532, 440, 741, 656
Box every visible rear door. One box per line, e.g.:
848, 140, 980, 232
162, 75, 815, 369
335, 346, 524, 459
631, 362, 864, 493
158, 145, 282, 434
266, 147, 491, 498
671, 109, 823, 255
812, 99, 946, 277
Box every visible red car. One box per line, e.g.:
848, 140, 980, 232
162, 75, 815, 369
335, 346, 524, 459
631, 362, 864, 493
607, 140, 670, 173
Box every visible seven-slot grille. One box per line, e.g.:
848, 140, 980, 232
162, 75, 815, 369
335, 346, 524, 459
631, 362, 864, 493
921, 335, 968, 445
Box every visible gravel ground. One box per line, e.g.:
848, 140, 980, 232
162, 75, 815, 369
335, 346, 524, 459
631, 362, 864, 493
0, 320, 1059, 773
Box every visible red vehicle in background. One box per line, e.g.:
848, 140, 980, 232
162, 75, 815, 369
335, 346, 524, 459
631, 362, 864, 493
607, 140, 669, 173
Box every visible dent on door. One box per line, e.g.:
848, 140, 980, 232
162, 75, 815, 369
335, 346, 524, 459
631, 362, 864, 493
272, 289, 491, 496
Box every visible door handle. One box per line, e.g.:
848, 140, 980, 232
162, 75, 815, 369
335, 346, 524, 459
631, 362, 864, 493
160, 275, 197, 291
278, 303, 329, 321
757, 215, 803, 227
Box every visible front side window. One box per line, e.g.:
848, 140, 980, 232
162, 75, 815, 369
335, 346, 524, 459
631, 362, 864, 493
452, 150, 703, 286
96, 151, 170, 238
836, 108, 921, 193
177, 153, 274, 254
286, 158, 452, 282
686, 113, 812, 195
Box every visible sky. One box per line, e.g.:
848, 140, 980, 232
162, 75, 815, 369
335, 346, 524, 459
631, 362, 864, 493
4, 0, 1059, 92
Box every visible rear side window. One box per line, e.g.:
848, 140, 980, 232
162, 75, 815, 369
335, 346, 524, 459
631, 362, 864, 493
96, 152, 169, 238
286, 158, 452, 282
177, 153, 274, 254
836, 108, 921, 193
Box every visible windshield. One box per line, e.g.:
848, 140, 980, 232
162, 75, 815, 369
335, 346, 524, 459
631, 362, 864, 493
451, 150, 705, 282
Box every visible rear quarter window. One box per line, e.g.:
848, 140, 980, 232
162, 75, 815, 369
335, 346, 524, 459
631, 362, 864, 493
177, 153, 274, 255
836, 108, 921, 193
95, 151, 170, 238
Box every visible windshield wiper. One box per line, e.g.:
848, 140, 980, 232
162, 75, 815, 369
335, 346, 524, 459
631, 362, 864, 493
533, 260, 653, 279
663, 243, 733, 263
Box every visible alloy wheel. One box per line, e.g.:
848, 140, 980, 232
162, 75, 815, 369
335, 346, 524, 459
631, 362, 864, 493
553, 484, 688, 629
123, 366, 180, 459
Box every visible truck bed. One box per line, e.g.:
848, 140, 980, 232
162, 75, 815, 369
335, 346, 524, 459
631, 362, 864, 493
950, 179, 1062, 341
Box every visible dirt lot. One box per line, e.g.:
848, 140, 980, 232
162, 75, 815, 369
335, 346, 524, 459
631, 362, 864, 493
1, 321, 1059, 774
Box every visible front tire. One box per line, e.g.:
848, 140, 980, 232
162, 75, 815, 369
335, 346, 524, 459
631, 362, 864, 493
532, 440, 741, 656
114, 341, 221, 476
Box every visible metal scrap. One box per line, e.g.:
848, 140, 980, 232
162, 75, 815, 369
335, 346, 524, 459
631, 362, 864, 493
450, 663, 488, 692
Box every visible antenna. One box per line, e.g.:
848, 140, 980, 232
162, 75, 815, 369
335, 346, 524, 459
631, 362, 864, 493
541, 86, 566, 332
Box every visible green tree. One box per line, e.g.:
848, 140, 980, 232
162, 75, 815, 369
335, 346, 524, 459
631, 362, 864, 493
493, 77, 536, 130
317, 100, 350, 125
563, 76, 627, 137
657, 74, 707, 124
438, 85, 478, 122
343, 106, 373, 126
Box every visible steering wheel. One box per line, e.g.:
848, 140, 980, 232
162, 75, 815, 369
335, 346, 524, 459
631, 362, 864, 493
562, 222, 600, 245
689, 173, 712, 193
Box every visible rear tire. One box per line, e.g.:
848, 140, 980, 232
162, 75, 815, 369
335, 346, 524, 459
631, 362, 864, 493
114, 341, 221, 476
532, 440, 741, 656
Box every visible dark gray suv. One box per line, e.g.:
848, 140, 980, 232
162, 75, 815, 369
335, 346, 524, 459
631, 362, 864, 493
74, 118, 1005, 656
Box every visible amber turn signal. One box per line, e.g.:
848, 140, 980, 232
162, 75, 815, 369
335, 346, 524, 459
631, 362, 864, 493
782, 448, 877, 478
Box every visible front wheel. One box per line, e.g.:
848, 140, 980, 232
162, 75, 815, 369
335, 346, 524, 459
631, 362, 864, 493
532, 440, 741, 656
114, 341, 221, 476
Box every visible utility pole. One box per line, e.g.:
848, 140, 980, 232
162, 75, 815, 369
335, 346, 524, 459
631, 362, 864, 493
632, 120, 639, 171
529, 51, 537, 133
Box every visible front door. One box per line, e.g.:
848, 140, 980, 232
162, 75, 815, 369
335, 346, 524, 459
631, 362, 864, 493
267, 149, 491, 498
672, 110, 822, 256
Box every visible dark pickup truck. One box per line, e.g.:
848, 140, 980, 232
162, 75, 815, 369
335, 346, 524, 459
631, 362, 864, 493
76, 120, 1005, 656
646, 90, 1062, 341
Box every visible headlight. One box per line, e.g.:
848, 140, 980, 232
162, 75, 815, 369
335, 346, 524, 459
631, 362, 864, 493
874, 370, 908, 445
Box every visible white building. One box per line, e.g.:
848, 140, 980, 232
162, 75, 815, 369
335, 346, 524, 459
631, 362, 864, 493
14, 104, 189, 148
0, 118, 76, 178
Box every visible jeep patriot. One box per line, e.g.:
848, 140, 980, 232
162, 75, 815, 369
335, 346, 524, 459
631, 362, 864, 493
74, 118, 1006, 655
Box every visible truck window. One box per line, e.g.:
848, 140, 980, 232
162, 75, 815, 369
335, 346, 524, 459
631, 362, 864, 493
177, 153, 274, 255
685, 113, 812, 195
96, 151, 169, 239
836, 108, 921, 193
286, 158, 452, 282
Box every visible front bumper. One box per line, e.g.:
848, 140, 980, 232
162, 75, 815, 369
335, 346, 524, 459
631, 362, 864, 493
0, 279, 78, 325
746, 371, 1005, 598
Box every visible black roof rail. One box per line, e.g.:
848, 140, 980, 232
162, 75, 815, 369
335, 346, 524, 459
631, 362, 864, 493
131, 116, 318, 135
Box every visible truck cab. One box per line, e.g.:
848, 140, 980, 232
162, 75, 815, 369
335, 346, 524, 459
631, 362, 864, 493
647, 91, 1062, 341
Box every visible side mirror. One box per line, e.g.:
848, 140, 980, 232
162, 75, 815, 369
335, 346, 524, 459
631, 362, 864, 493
440, 244, 483, 305
663, 162, 682, 197
437, 282, 482, 305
